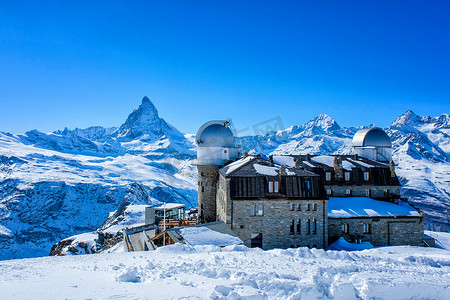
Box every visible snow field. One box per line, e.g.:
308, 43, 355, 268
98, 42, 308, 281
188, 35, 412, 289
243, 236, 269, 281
0, 244, 449, 299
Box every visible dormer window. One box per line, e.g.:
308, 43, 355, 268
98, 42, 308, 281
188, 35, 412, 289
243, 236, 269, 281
304, 179, 311, 191
344, 172, 351, 181
325, 172, 331, 181
364, 172, 370, 181
268, 181, 279, 193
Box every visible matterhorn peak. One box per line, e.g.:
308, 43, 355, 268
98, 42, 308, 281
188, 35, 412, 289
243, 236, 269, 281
112, 96, 165, 139
142, 96, 151, 104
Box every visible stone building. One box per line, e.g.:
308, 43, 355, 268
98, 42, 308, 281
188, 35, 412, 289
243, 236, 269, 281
194, 121, 424, 249
216, 156, 328, 249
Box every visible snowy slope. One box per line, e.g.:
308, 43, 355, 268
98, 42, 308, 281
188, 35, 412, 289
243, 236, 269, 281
0, 244, 449, 299
0, 97, 198, 260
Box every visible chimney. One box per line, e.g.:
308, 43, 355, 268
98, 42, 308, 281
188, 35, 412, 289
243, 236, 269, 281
280, 165, 287, 176
269, 155, 274, 166
294, 158, 300, 168
243, 152, 249, 158
306, 154, 311, 161
389, 160, 396, 177
333, 156, 344, 179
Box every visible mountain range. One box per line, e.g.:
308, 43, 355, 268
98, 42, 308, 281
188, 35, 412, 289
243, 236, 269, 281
0, 97, 448, 260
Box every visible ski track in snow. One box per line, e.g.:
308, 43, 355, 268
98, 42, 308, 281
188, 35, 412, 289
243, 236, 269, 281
0, 244, 449, 299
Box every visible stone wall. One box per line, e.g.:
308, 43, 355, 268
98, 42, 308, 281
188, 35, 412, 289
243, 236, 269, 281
325, 185, 400, 198
216, 174, 232, 223
197, 165, 221, 222
229, 199, 328, 250
328, 216, 424, 247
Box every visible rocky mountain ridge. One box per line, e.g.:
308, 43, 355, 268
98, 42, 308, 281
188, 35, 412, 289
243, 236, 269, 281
0, 97, 197, 260
0, 97, 448, 260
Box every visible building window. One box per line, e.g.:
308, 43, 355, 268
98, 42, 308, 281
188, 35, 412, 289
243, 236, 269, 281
306, 203, 311, 211
296, 219, 301, 234
257, 204, 264, 216
304, 179, 311, 191
366, 189, 371, 197
325, 172, 332, 181
341, 223, 349, 233
306, 219, 311, 234
201, 186, 204, 192
326, 189, 332, 196
290, 203, 295, 211
290, 220, 295, 235
364, 172, 370, 181
296, 203, 301, 211
268, 181, 279, 193
250, 204, 255, 216
311, 219, 317, 234
346, 189, 352, 196
344, 172, 351, 181
384, 189, 390, 197
363, 223, 371, 234
313, 203, 317, 211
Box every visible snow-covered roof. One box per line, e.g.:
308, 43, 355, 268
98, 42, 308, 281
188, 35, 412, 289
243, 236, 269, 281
253, 164, 278, 176
224, 156, 254, 174
311, 155, 354, 170
179, 227, 242, 247
153, 203, 186, 210
220, 156, 318, 178
271, 154, 386, 171
273, 155, 296, 167
328, 197, 421, 218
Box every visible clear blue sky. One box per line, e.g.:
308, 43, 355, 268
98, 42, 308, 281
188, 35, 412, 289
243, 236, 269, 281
0, 1, 449, 135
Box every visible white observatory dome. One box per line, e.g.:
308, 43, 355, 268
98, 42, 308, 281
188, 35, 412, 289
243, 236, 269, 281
352, 127, 392, 148
196, 121, 235, 148
352, 127, 392, 162
195, 120, 240, 165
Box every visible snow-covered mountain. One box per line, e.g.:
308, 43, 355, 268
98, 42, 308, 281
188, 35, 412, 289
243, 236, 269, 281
0, 97, 198, 260
0, 97, 448, 260
238, 114, 357, 156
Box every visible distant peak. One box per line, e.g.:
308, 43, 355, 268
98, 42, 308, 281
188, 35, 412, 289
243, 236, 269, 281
142, 96, 151, 104
391, 109, 422, 127
404, 109, 418, 117
306, 113, 341, 131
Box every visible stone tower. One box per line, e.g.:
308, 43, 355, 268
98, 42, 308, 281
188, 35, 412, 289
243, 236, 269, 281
195, 121, 240, 222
